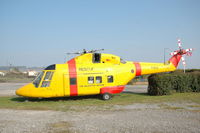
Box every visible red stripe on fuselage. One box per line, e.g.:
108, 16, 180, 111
68, 59, 78, 96
133, 62, 142, 76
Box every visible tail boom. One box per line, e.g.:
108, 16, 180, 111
132, 62, 176, 76
131, 40, 193, 76
132, 52, 184, 76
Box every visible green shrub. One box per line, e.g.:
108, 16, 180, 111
148, 72, 200, 96
190, 73, 200, 92
148, 74, 173, 95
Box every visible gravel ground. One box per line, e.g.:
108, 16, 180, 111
0, 83, 200, 133
0, 105, 200, 133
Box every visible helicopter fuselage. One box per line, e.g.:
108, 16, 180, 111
16, 52, 178, 98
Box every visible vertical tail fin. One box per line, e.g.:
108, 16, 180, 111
169, 48, 193, 68
169, 54, 182, 68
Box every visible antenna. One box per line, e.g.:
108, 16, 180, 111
164, 48, 170, 64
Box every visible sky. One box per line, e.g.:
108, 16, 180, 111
0, 0, 200, 69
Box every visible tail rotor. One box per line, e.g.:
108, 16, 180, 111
170, 38, 194, 73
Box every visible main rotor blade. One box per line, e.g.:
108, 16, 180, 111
66, 52, 81, 55
88, 49, 104, 53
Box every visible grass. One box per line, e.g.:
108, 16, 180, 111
0, 92, 200, 111
187, 105, 200, 108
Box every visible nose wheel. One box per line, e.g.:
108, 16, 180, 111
102, 93, 111, 100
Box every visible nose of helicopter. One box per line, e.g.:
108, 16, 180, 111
16, 87, 25, 96
15, 83, 34, 97
16, 86, 28, 97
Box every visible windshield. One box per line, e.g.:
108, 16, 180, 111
33, 72, 44, 88
41, 71, 54, 87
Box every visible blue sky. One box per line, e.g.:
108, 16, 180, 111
1, 0, 200, 68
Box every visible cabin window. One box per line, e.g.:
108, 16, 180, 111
107, 75, 114, 83
96, 76, 102, 83
88, 77, 94, 84
120, 58, 126, 64
41, 71, 54, 87
70, 78, 77, 85
93, 53, 101, 63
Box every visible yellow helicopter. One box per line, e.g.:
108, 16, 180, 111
16, 40, 193, 100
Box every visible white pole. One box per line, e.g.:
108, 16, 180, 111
184, 65, 185, 73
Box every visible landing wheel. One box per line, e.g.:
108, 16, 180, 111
102, 93, 111, 100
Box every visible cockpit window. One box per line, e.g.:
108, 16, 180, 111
33, 71, 54, 88
45, 64, 55, 70
33, 72, 44, 88
41, 71, 54, 87
120, 58, 126, 64
44, 71, 53, 80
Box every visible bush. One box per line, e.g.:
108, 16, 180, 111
148, 72, 200, 96
148, 74, 173, 95
191, 73, 200, 92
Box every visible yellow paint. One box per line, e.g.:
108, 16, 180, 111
16, 53, 178, 98
140, 62, 176, 75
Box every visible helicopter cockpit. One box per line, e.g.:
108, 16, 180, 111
33, 64, 55, 88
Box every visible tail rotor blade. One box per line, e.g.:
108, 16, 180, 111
185, 48, 193, 52
170, 51, 178, 56
186, 52, 192, 56
185, 48, 193, 56
181, 56, 186, 66
178, 39, 182, 49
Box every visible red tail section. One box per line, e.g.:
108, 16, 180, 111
169, 39, 194, 68
169, 49, 191, 68
169, 54, 182, 68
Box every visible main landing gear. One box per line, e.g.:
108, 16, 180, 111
101, 93, 112, 100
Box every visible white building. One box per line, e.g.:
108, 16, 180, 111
27, 71, 38, 77
0, 71, 6, 76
